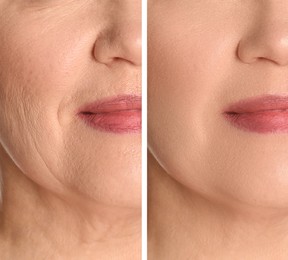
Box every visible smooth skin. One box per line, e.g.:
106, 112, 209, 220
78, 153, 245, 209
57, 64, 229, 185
0, 0, 141, 259
149, 1, 288, 259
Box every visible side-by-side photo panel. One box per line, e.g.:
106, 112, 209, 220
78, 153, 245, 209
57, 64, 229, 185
148, 1, 288, 259
0, 1, 141, 259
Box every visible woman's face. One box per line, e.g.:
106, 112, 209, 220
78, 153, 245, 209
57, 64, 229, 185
149, 1, 288, 208
0, 0, 141, 208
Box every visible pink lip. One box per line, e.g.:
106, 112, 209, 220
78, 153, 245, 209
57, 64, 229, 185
223, 95, 288, 133
78, 95, 141, 134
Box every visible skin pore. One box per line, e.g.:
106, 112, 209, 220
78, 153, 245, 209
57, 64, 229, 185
0, 0, 141, 259
149, 0, 288, 259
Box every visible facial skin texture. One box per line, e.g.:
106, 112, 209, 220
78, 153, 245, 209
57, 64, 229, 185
149, 0, 288, 259
149, 0, 288, 209
0, 0, 141, 259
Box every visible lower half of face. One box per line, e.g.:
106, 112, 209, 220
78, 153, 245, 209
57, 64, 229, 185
149, 96, 288, 209
0, 110, 142, 208
148, 2, 288, 209
0, 3, 141, 209
0, 78, 142, 209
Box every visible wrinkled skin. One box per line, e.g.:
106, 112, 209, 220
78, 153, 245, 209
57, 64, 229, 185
0, 0, 141, 208
0, 0, 141, 259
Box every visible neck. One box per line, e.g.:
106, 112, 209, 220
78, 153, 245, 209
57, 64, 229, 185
0, 150, 141, 260
148, 153, 288, 260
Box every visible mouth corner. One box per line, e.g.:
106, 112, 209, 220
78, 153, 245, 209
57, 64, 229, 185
77, 94, 142, 134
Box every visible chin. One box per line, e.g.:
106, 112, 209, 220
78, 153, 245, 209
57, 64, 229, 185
200, 167, 288, 210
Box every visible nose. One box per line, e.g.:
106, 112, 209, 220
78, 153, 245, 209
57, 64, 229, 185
238, 20, 288, 66
93, 7, 141, 67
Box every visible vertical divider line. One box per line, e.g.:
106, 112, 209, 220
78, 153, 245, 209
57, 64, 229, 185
141, 0, 148, 259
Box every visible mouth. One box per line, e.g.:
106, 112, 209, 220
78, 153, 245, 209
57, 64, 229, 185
78, 95, 141, 134
223, 95, 288, 134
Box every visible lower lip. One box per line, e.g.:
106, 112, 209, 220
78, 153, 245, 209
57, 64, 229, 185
224, 96, 288, 134
78, 96, 141, 134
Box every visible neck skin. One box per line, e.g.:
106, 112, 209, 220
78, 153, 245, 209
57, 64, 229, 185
148, 152, 288, 260
0, 148, 141, 260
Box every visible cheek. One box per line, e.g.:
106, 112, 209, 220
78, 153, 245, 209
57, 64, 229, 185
0, 14, 78, 183
0, 9, 90, 139
148, 11, 266, 204
148, 28, 233, 171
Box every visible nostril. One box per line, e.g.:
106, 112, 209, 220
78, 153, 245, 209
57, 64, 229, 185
237, 30, 288, 66
93, 24, 141, 66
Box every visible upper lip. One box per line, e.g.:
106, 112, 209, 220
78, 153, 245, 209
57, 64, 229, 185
224, 95, 288, 114
78, 95, 141, 114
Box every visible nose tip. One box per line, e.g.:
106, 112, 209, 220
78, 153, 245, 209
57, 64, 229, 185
94, 22, 142, 66
237, 25, 288, 66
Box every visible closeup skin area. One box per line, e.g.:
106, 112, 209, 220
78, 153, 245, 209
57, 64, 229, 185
149, 0, 288, 209
0, 0, 141, 211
